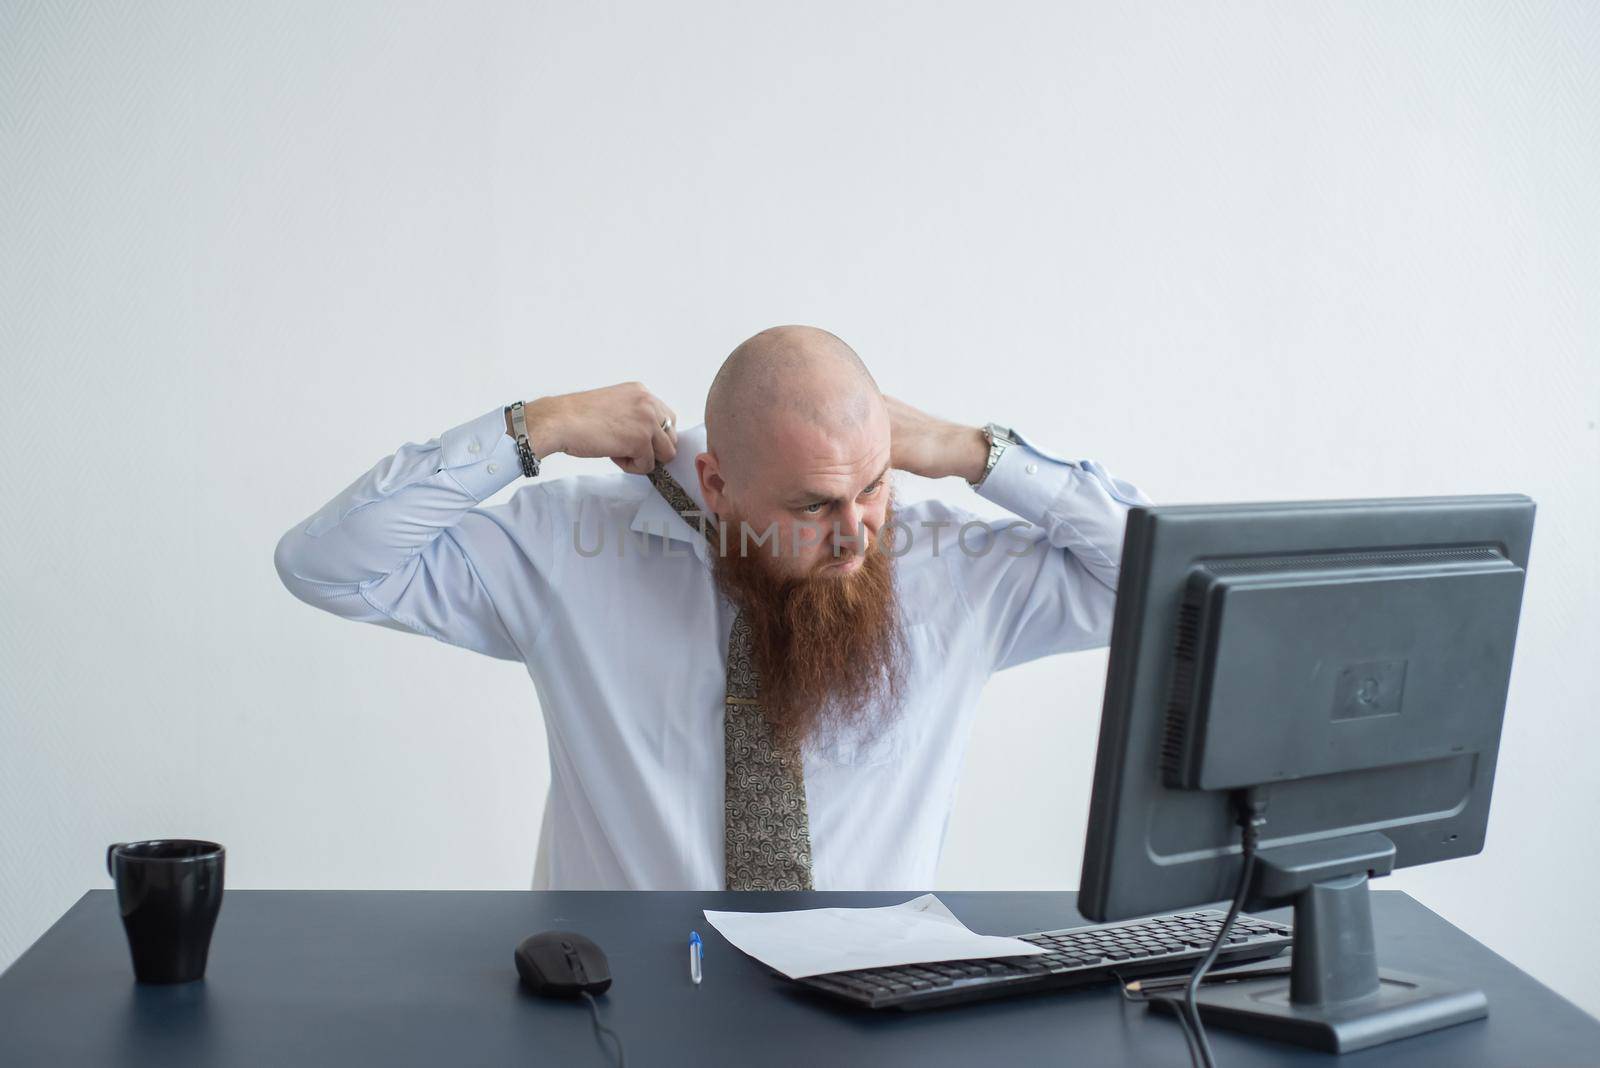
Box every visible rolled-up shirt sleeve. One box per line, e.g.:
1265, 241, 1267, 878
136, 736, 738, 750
273, 406, 552, 663
952, 431, 1151, 673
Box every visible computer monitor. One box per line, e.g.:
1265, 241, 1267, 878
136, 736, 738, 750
1078, 494, 1534, 1053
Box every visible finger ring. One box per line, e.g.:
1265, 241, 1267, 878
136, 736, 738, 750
661, 417, 673, 432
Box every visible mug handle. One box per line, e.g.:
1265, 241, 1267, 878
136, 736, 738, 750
106, 843, 128, 879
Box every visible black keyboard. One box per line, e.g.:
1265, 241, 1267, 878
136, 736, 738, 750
797, 909, 1293, 1011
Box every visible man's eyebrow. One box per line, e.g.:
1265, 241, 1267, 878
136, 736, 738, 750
790, 462, 892, 505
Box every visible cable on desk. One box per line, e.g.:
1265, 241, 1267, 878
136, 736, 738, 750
579, 990, 626, 1067
1120, 978, 1202, 1068
1123, 786, 1268, 1068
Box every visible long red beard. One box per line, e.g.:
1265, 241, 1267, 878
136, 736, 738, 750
708, 503, 909, 750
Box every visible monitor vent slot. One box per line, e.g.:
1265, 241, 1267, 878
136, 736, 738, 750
1160, 599, 1203, 781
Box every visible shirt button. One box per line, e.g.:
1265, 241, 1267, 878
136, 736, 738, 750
486, 463, 499, 475
1026, 462, 1039, 476
468, 441, 480, 454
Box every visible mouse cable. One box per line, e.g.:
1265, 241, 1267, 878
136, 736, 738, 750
579, 990, 627, 1068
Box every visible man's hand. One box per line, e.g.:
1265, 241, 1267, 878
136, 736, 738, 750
884, 395, 989, 484
515, 382, 679, 475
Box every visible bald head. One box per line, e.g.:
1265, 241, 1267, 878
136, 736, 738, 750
695, 325, 894, 581
705, 325, 882, 464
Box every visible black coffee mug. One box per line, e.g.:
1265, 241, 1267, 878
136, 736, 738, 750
105, 839, 225, 983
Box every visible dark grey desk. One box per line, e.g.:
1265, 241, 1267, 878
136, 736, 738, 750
1, 889, 1595, 1066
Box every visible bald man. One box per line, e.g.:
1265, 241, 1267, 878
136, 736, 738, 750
275, 326, 1148, 890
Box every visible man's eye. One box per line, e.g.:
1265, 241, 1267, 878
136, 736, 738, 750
803, 502, 827, 515
861, 480, 883, 497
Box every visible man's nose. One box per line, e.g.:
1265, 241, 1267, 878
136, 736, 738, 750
834, 505, 868, 555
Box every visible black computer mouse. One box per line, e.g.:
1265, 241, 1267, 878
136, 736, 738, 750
514, 931, 613, 997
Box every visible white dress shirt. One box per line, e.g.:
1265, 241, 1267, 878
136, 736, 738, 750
274, 407, 1149, 890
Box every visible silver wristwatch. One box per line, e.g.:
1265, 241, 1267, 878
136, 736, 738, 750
506, 400, 540, 479
972, 422, 1017, 487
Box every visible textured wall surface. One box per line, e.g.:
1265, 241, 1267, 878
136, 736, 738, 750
3, 0, 1596, 1013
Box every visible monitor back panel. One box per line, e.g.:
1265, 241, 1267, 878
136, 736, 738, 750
1078, 495, 1534, 923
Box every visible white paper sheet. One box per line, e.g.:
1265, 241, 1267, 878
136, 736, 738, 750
701, 893, 1049, 979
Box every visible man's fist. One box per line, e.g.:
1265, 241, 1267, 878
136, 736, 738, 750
520, 382, 679, 475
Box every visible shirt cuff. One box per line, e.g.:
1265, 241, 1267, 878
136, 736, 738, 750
976, 438, 1076, 523
437, 406, 523, 501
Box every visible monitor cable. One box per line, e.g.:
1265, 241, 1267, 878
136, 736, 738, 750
1122, 786, 1268, 1068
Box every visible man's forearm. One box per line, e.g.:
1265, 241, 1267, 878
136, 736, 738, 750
503, 395, 571, 460
936, 424, 990, 485
884, 395, 988, 482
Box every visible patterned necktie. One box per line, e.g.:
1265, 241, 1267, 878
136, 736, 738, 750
646, 465, 814, 890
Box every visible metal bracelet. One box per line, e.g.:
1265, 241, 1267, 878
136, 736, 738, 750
508, 401, 540, 479
973, 423, 1014, 487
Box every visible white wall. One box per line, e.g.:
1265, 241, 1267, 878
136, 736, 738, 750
3, 0, 1596, 1014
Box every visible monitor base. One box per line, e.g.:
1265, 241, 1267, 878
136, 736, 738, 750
1152, 858, 1490, 1053
1162, 969, 1488, 1053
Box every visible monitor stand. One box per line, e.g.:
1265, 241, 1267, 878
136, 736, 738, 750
1172, 833, 1488, 1053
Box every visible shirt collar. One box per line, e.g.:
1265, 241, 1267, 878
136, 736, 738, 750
627, 422, 714, 565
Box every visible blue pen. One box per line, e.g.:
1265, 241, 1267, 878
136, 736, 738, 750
689, 930, 703, 985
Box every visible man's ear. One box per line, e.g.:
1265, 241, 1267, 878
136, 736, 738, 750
696, 451, 727, 516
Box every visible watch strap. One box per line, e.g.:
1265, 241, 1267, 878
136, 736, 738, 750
973, 422, 1015, 487
507, 401, 540, 479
